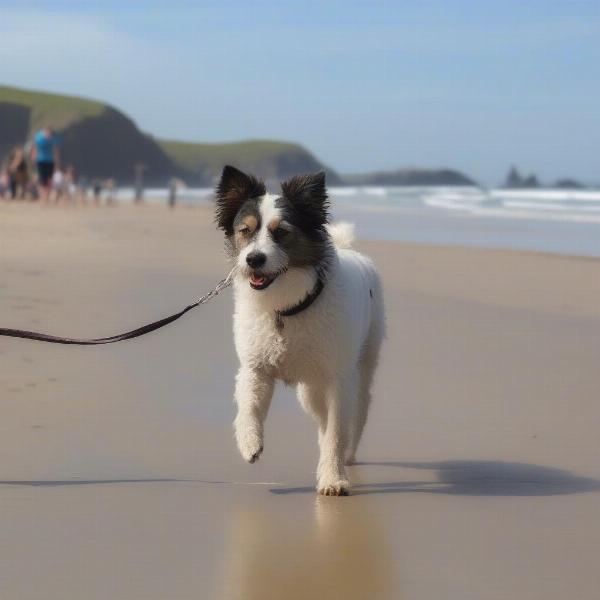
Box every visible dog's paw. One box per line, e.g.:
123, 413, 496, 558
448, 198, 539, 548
247, 445, 263, 464
236, 431, 264, 464
317, 480, 350, 497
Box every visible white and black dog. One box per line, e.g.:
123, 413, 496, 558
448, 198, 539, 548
215, 166, 385, 495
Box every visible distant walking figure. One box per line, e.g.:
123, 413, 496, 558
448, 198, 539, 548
105, 179, 116, 205
7, 146, 28, 199
92, 179, 103, 204
168, 178, 177, 208
31, 126, 60, 202
134, 162, 146, 203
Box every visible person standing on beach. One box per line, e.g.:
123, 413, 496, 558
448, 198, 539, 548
92, 179, 103, 204
7, 146, 28, 199
30, 126, 60, 202
168, 178, 177, 208
104, 178, 116, 205
134, 162, 146, 203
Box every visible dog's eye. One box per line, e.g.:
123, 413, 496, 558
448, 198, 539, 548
237, 226, 251, 235
272, 227, 289, 241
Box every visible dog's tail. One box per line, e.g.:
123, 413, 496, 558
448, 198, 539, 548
326, 222, 355, 249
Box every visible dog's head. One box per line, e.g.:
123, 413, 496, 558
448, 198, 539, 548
215, 165, 332, 290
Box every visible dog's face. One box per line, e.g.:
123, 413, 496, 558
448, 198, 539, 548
215, 166, 331, 290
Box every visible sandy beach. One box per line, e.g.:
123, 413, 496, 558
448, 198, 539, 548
1, 201, 599, 599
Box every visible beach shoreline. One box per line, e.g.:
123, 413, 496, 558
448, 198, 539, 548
1, 202, 599, 599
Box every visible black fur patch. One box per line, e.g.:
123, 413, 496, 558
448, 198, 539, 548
215, 165, 266, 235
276, 172, 332, 268
278, 221, 330, 267
280, 172, 330, 235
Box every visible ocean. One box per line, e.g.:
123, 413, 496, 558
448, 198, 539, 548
114, 186, 600, 258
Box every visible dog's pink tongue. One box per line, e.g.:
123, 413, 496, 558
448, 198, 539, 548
250, 275, 266, 286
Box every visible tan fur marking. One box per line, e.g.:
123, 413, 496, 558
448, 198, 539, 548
241, 215, 258, 233
267, 217, 282, 232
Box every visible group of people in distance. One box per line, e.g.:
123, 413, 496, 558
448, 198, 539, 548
1, 126, 116, 205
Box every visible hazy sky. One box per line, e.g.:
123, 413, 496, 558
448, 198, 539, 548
1, 1, 598, 184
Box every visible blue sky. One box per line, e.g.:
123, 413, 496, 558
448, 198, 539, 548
1, 1, 598, 184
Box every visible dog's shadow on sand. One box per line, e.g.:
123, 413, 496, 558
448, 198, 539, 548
271, 460, 600, 497
1, 462, 598, 498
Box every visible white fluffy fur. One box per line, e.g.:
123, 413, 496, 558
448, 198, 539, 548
326, 222, 355, 249
232, 214, 385, 496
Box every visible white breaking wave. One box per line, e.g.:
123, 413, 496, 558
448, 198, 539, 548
489, 189, 600, 202
423, 188, 600, 224
111, 184, 600, 226
329, 186, 388, 197
503, 201, 600, 213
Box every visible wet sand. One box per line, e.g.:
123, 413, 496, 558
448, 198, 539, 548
1, 201, 599, 599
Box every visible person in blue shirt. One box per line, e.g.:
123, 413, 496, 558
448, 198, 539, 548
30, 126, 60, 201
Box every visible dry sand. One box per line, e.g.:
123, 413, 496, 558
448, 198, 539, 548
1, 201, 599, 599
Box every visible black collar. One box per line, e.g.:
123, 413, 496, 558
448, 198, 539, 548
275, 276, 324, 330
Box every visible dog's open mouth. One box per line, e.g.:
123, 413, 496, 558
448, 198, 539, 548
249, 272, 278, 290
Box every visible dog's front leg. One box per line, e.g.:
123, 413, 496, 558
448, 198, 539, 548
234, 366, 274, 463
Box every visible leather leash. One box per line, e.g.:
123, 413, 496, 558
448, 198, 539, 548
0, 269, 236, 345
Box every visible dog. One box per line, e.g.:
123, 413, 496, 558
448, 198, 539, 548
215, 165, 385, 495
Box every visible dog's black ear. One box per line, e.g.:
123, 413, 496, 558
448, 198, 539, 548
281, 171, 329, 229
215, 165, 266, 234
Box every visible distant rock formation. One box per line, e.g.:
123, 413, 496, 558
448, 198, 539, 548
344, 168, 476, 187
504, 166, 540, 189
555, 178, 585, 189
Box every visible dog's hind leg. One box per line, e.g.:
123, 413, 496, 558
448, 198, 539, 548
234, 367, 274, 464
345, 339, 381, 466
317, 373, 357, 496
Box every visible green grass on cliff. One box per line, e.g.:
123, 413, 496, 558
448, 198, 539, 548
0, 85, 106, 133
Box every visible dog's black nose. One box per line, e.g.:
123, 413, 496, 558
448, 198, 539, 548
246, 251, 266, 269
